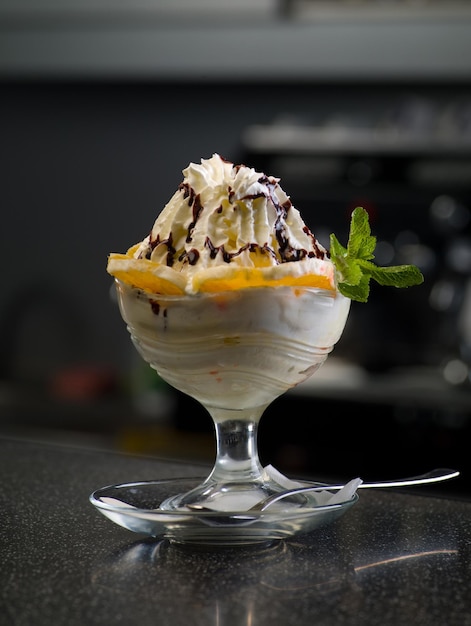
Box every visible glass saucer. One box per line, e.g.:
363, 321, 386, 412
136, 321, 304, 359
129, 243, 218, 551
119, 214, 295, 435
90, 477, 358, 547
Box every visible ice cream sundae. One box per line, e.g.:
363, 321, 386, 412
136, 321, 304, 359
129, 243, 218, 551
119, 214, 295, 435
105, 153, 423, 514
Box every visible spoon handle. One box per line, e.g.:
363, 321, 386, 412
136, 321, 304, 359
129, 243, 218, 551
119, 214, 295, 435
258, 468, 460, 511
354, 467, 459, 490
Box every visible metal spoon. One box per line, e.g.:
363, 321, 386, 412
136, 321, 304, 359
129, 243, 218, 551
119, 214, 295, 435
252, 467, 460, 511
187, 468, 459, 513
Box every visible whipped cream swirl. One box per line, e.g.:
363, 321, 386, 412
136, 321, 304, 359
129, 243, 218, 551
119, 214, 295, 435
135, 154, 329, 277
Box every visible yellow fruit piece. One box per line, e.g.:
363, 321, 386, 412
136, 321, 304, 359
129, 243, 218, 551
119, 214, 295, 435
107, 251, 335, 296
107, 253, 186, 295
193, 268, 335, 293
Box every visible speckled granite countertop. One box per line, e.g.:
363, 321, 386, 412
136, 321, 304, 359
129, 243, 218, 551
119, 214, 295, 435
1, 436, 470, 626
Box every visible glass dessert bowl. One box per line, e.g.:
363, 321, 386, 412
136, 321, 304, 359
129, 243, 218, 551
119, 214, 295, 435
92, 154, 426, 545
90, 280, 358, 545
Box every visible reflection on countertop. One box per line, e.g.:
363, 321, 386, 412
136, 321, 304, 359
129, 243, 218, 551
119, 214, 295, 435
2, 436, 471, 626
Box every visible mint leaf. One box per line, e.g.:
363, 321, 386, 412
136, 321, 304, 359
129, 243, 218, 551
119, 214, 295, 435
367, 263, 425, 288
330, 233, 362, 286
347, 204, 376, 261
336, 274, 371, 303
330, 207, 424, 303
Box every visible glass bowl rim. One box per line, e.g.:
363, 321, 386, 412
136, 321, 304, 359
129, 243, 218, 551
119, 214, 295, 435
115, 278, 343, 303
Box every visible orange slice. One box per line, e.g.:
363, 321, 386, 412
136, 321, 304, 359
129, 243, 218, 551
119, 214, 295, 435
192, 266, 335, 293
107, 253, 186, 295
107, 250, 336, 296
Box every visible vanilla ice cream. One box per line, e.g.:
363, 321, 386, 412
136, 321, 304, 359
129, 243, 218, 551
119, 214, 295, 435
116, 281, 350, 410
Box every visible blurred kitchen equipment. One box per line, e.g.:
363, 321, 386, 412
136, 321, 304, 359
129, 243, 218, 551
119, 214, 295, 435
242, 95, 471, 377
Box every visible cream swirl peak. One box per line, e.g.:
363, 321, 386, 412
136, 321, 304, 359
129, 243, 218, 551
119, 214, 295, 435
107, 154, 336, 295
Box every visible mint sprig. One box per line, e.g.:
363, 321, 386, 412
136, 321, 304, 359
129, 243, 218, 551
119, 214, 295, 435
329, 207, 424, 303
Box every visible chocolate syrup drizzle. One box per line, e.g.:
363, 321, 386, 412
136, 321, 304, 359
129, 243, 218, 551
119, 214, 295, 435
150, 299, 168, 324
142, 171, 326, 268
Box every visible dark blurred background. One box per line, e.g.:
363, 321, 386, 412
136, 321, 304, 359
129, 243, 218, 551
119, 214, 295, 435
1, 0, 471, 495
